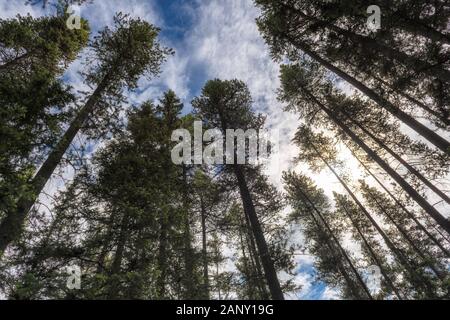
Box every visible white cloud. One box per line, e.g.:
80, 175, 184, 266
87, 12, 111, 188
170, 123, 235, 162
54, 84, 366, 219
0, 1, 46, 18
80, 0, 162, 31
321, 286, 340, 300
7, 0, 438, 300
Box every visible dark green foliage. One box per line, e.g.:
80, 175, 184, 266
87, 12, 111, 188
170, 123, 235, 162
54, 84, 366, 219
0, 0, 448, 301
0, 13, 172, 258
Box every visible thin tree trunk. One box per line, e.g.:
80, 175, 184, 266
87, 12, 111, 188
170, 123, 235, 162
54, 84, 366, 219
295, 186, 372, 299
183, 223, 195, 297
434, 226, 450, 245
338, 198, 403, 299
156, 210, 168, 299
302, 88, 450, 234
339, 108, 450, 204
282, 1, 450, 44
346, 143, 450, 257
313, 145, 437, 297
96, 212, 120, 274
0, 51, 32, 71
238, 220, 256, 299
344, 57, 449, 126
97, 234, 112, 274
288, 38, 450, 153
0, 73, 113, 258
182, 165, 195, 299
396, 18, 450, 44
107, 211, 130, 299
216, 256, 221, 300
243, 210, 269, 299
233, 165, 284, 300
200, 197, 210, 299
359, 67, 449, 126
287, 6, 450, 82
363, 186, 447, 281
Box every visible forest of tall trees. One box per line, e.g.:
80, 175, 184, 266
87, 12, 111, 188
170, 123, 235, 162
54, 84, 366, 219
0, 0, 449, 300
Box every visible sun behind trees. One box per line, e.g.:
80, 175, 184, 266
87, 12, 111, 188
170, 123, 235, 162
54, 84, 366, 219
0, 0, 449, 300
255, 0, 449, 299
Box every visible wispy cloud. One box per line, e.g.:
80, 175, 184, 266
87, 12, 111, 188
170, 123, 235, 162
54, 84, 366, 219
0, 0, 342, 299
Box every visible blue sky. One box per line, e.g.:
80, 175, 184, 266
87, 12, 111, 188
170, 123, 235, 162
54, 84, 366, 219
2, 0, 449, 301
0, 0, 345, 299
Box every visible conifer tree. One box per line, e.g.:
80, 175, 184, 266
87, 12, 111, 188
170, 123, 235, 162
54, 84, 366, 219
255, 0, 450, 150
283, 171, 372, 299
0, 14, 172, 258
192, 79, 285, 300
278, 63, 450, 234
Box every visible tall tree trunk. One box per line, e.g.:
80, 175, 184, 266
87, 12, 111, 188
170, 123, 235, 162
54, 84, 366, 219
200, 197, 210, 299
156, 210, 168, 299
182, 219, 195, 298
233, 165, 284, 300
216, 257, 221, 300
295, 185, 371, 299
96, 213, 120, 274
434, 226, 450, 245
182, 165, 195, 299
303, 88, 450, 234
284, 1, 450, 44
395, 17, 450, 44
345, 58, 449, 126
244, 210, 269, 299
339, 108, 450, 204
286, 5, 450, 81
287, 38, 450, 153
238, 220, 257, 299
107, 211, 130, 299
338, 198, 403, 299
313, 145, 437, 297
96, 233, 112, 274
0, 73, 113, 258
363, 186, 447, 281
0, 51, 32, 71
346, 143, 450, 257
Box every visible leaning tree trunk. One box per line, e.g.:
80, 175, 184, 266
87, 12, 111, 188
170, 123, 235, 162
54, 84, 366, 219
0, 73, 113, 258
233, 165, 284, 300
295, 185, 373, 299
244, 211, 270, 299
286, 5, 450, 82
345, 143, 450, 257
302, 87, 450, 234
338, 198, 403, 299
200, 197, 210, 299
395, 16, 450, 45
156, 210, 169, 299
363, 187, 447, 281
313, 145, 437, 297
281, 1, 450, 44
345, 58, 449, 126
0, 51, 32, 72
339, 108, 450, 204
287, 37, 450, 153
107, 211, 130, 299
238, 219, 257, 299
